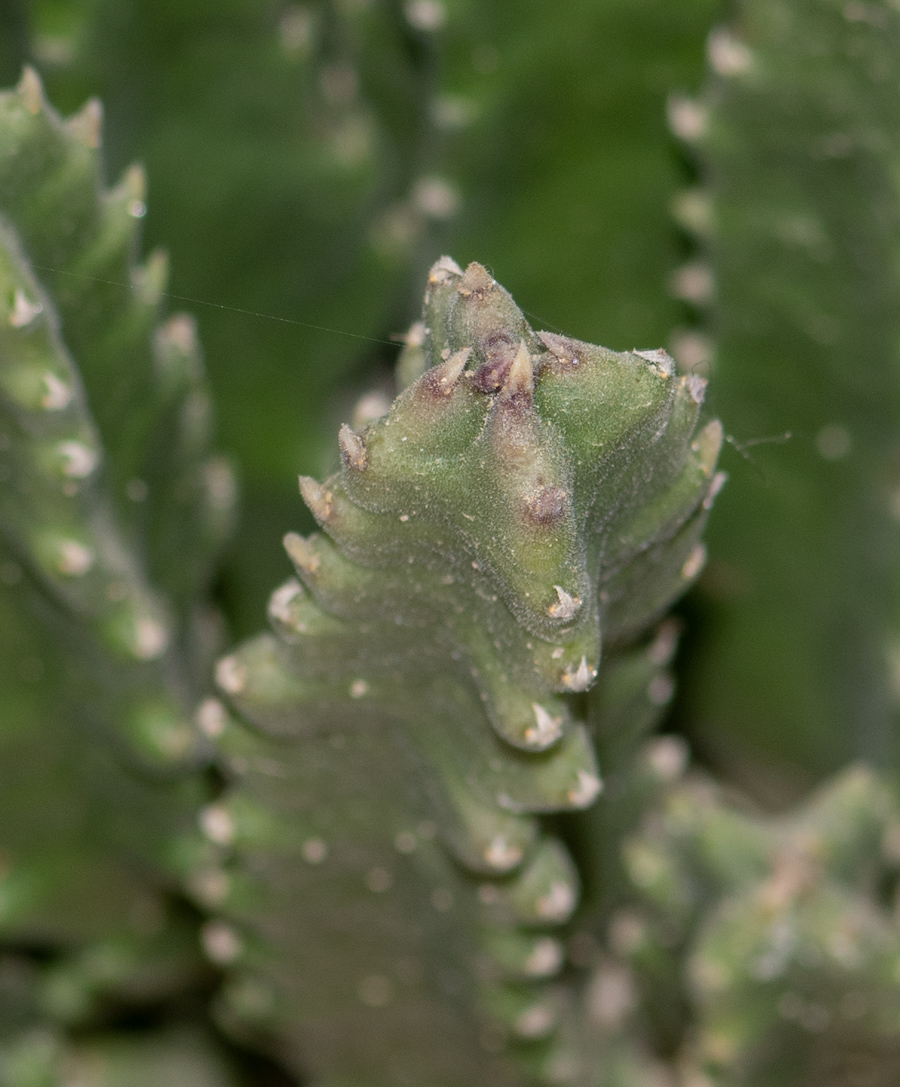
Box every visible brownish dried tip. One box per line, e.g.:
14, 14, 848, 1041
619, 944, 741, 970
456, 262, 493, 298
522, 484, 568, 527
338, 424, 367, 471
537, 331, 584, 371
471, 336, 518, 394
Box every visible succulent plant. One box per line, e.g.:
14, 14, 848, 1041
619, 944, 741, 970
7, 0, 900, 1081
205, 255, 722, 1084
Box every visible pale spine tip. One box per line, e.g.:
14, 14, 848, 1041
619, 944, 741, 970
269, 579, 304, 625
524, 938, 564, 978
283, 532, 320, 574
298, 476, 333, 522
435, 346, 470, 391
201, 921, 243, 965
132, 615, 169, 659
667, 93, 709, 143
561, 656, 596, 692
123, 163, 147, 202
514, 1003, 557, 1040
707, 26, 754, 77
548, 585, 580, 620
681, 543, 707, 581
526, 703, 563, 747
68, 98, 103, 150
457, 261, 493, 297
704, 470, 728, 509
41, 373, 73, 411
568, 769, 603, 809
17, 66, 44, 114
56, 540, 94, 576
428, 255, 463, 284
216, 655, 247, 695
535, 880, 577, 923
10, 290, 43, 328
199, 803, 236, 846
159, 313, 198, 354
195, 698, 228, 739
338, 423, 367, 470
483, 835, 524, 872
57, 440, 100, 479
502, 341, 534, 397
405, 320, 426, 348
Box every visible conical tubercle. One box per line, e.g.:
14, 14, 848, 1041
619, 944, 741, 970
500, 341, 534, 402
422, 346, 470, 398
456, 261, 494, 299
284, 532, 320, 576
18, 66, 44, 114
428, 255, 463, 286
298, 476, 334, 524
486, 342, 542, 467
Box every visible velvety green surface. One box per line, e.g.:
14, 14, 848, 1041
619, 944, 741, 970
209, 258, 721, 1085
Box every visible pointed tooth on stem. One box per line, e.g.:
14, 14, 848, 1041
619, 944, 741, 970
535, 880, 577, 923
525, 704, 564, 747
483, 836, 524, 872
561, 657, 596, 692
216, 655, 247, 696
68, 98, 103, 149
298, 476, 333, 522
123, 164, 148, 218
568, 769, 603, 808
10, 290, 42, 328
428, 255, 463, 284
434, 346, 470, 392
548, 585, 580, 621
338, 423, 367, 470
524, 938, 564, 978
41, 373, 73, 411
457, 261, 493, 297
502, 341, 534, 399
283, 532, 320, 574
57, 440, 99, 479
686, 374, 708, 403
268, 579, 304, 625
681, 543, 707, 582
18, 67, 43, 114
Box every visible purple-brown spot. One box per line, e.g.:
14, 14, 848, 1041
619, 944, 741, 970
472, 334, 520, 393
522, 484, 568, 526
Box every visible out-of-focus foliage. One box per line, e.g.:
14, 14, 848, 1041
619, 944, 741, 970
676, 0, 900, 802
